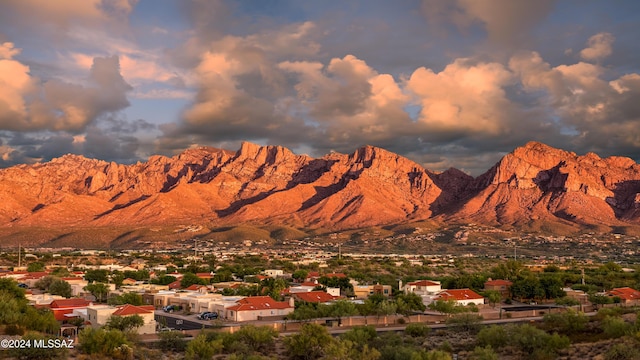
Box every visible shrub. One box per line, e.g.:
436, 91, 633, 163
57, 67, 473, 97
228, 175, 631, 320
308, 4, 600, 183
445, 313, 483, 333
605, 342, 640, 360
470, 346, 499, 360
78, 327, 131, 358
157, 331, 187, 352
477, 325, 508, 349
7, 332, 68, 360
602, 316, 633, 339
185, 333, 223, 360
405, 323, 431, 337
542, 309, 588, 335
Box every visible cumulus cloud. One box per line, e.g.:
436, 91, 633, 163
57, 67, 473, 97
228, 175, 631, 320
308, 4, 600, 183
176, 22, 322, 145
280, 55, 412, 148
580, 32, 615, 61
407, 59, 515, 137
0, 0, 135, 36
0, 45, 132, 132
421, 0, 556, 46
509, 45, 640, 156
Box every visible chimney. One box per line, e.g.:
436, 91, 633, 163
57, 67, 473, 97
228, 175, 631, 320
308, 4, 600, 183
288, 297, 295, 308
398, 279, 403, 291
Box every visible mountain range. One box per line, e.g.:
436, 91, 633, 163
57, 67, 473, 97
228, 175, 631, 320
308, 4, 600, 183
1, 141, 640, 246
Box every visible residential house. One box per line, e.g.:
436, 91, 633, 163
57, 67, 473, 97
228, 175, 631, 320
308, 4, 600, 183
111, 304, 157, 334
402, 280, 442, 295
85, 304, 157, 334
122, 278, 138, 286
484, 279, 513, 299
292, 290, 338, 304
353, 284, 393, 299
434, 289, 484, 306
225, 296, 294, 322
607, 287, 640, 305
264, 269, 284, 278
48, 298, 93, 322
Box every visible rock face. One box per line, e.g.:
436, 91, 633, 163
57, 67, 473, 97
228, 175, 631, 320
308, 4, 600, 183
0, 141, 639, 235
454, 142, 640, 228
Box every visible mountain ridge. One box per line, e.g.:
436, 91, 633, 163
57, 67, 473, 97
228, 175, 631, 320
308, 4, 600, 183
1, 141, 640, 245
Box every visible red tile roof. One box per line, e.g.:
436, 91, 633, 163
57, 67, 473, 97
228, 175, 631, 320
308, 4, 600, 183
293, 291, 336, 303
608, 287, 640, 301
436, 289, 484, 301
49, 298, 92, 309
408, 280, 440, 287
227, 296, 293, 312
168, 280, 182, 289
113, 304, 154, 316
185, 284, 206, 291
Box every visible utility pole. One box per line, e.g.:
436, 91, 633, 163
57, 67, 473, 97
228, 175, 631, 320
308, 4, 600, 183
514, 243, 517, 261
18, 243, 21, 268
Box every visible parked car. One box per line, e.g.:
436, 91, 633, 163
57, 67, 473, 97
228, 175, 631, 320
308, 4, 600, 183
162, 305, 182, 313
198, 312, 218, 320
157, 326, 175, 332
196, 311, 213, 320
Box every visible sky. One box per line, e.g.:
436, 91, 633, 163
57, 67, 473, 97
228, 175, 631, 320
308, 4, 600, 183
1, 0, 640, 175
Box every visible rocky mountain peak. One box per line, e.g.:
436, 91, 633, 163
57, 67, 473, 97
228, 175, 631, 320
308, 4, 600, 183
0, 141, 639, 245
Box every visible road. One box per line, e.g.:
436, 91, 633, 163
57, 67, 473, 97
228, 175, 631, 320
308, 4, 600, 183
154, 311, 216, 331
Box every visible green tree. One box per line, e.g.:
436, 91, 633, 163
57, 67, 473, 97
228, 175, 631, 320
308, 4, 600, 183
108, 292, 143, 306
292, 269, 309, 282
284, 323, 334, 360
318, 276, 353, 296
110, 272, 125, 288
589, 293, 613, 309
428, 299, 460, 315
151, 275, 177, 285
84, 282, 109, 303
35, 276, 57, 292
484, 290, 502, 308
48, 279, 72, 298
330, 299, 359, 325
491, 260, 524, 281
395, 292, 426, 315
259, 277, 288, 301
0, 278, 27, 299
105, 314, 144, 332
555, 297, 580, 307
51, 267, 71, 277
180, 273, 207, 288
84, 269, 109, 283
511, 276, 545, 301
27, 262, 45, 272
